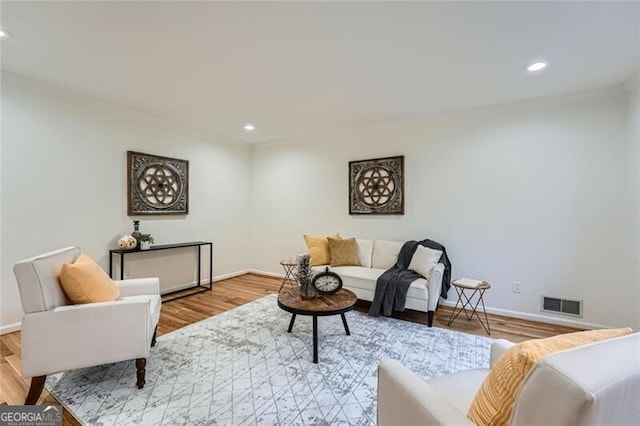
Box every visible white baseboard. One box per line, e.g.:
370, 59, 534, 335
0, 322, 21, 335
161, 270, 251, 294
438, 299, 608, 330
213, 270, 251, 282
248, 269, 285, 279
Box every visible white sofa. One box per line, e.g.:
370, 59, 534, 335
312, 239, 445, 327
378, 334, 640, 425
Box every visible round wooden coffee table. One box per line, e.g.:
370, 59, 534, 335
277, 288, 357, 363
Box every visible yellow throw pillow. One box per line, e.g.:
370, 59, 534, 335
59, 253, 120, 304
468, 327, 633, 426
328, 237, 360, 267
303, 233, 339, 266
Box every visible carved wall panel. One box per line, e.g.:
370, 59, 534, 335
127, 151, 189, 215
349, 156, 404, 215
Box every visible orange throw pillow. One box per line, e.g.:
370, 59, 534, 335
468, 327, 633, 426
59, 254, 120, 304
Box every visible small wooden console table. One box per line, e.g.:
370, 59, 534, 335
109, 241, 213, 302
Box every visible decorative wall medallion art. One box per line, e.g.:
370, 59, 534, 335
349, 155, 404, 215
127, 151, 189, 215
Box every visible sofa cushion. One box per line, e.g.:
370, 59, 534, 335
372, 240, 403, 269
326, 266, 427, 299
304, 233, 339, 266
328, 237, 360, 267
468, 327, 633, 426
408, 245, 442, 280
59, 254, 120, 304
330, 266, 386, 283
355, 239, 373, 268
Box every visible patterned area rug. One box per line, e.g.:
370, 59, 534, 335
47, 294, 493, 425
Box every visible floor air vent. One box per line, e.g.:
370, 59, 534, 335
541, 296, 583, 317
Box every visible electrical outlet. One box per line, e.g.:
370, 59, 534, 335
513, 281, 521, 293
125, 269, 131, 279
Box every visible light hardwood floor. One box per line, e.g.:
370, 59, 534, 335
0, 273, 581, 424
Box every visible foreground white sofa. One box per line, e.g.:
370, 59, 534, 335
378, 334, 640, 425
313, 239, 445, 326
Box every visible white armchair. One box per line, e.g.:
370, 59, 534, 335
378, 334, 640, 425
14, 247, 161, 405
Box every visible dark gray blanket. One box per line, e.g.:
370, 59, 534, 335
368, 239, 452, 317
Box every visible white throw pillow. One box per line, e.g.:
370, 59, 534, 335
408, 245, 443, 279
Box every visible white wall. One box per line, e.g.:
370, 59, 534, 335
3, 72, 637, 332
251, 89, 639, 330
1, 73, 252, 331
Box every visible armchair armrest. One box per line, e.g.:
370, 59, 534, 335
490, 339, 515, 368
115, 277, 160, 297
378, 359, 473, 426
21, 299, 152, 378
426, 263, 445, 312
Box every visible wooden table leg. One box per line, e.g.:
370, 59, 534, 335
312, 316, 318, 364
341, 313, 351, 335
287, 314, 297, 333
25, 375, 46, 405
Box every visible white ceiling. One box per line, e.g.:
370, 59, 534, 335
1, 1, 638, 144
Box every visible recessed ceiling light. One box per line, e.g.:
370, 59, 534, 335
0, 29, 12, 38
243, 123, 255, 132
525, 59, 549, 73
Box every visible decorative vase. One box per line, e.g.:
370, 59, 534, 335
140, 241, 151, 250
296, 254, 318, 300
117, 235, 137, 250
131, 220, 142, 249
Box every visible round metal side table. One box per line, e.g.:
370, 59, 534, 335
447, 279, 491, 335
278, 258, 298, 292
